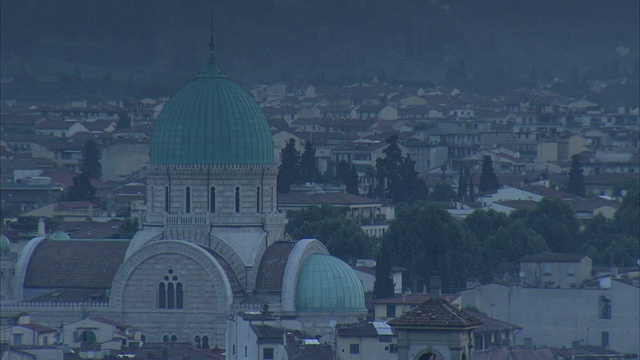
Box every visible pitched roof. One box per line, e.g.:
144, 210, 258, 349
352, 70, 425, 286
24, 239, 129, 289
251, 324, 285, 341
471, 312, 522, 333
388, 299, 482, 328
336, 321, 396, 337
17, 323, 57, 332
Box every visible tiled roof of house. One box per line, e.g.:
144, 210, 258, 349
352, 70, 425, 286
519, 253, 587, 263
18, 323, 57, 332
88, 316, 128, 329
336, 321, 396, 337
493, 200, 539, 210
251, 325, 285, 341
25, 239, 129, 288
570, 198, 619, 212
388, 298, 482, 328
254, 242, 297, 292
471, 312, 522, 333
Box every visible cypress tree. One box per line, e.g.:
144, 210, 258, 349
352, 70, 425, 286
81, 139, 102, 180
479, 155, 500, 192
567, 154, 586, 197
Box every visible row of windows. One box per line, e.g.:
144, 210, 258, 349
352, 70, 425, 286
155, 186, 273, 214
161, 334, 210, 349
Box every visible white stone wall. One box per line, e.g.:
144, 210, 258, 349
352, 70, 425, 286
459, 281, 640, 353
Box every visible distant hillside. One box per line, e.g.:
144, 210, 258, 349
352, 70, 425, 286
1, 0, 638, 102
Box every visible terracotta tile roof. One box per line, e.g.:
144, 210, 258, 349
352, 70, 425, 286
24, 239, 129, 288
336, 321, 396, 337
519, 253, 587, 263
254, 242, 296, 292
570, 198, 619, 212
493, 200, 539, 210
27, 289, 109, 303
18, 323, 57, 332
201, 247, 243, 293
251, 324, 285, 341
471, 312, 522, 333
388, 299, 482, 328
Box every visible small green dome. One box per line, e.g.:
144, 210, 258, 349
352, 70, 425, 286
296, 254, 366, 312
49, 230, 71, 241
150, 43, 274, 165
0, 235, 11, 254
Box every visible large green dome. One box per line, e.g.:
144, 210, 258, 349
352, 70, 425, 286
296, 254, 366, 312
150, 43, 274, 165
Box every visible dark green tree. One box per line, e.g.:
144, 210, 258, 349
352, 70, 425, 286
430, 181, 456, 202
346, 165, 360, 195
113, 217, 139, 239
376, 136, 427, 203
299, 141, 322, 183
81, 139, 102, 180
117, 112, 131, 129
65, 172, 97, 201
566, 154, 585, 197
468, 173, 475, 201
375, 135, 403, 200
579, 214, 620, 264
285, 205, 373, 261
396, 154, 428, 203
372, 234, 395, 299
376, 203, 481, 293
479, 155, 500, 192
524, 197, 579, 253
336, 160, 350, 184
277, 139, 299, 193
457, 167, 467, 200
614, 187, 639, 240
484, 219, 549, 276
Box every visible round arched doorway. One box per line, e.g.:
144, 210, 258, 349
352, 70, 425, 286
417, 351, 444, 360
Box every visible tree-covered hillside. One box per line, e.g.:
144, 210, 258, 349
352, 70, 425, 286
1, 0, 638, 101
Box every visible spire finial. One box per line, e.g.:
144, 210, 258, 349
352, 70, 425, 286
209, 11, 215, 51
201, 12, 224, 78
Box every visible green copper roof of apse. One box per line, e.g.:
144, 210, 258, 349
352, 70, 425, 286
296, 254, 366, 312
150, 41, 274, 165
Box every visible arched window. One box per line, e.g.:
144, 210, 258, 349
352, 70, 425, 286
176, 283, 183, 309
80, 331, 96, 343
158, 283, 166, 309
194, 336, 201, 349
158, 269, 183, 310
210, 187, 216, 213
235, 186, 240, 213
141, 335, 146, 342
165, 186, 170, 213
202, 336, 209, 350
256, 186, 261, 213
162, 335, 169, 343
167, 283, 175, 309
170, 335, 177, 342
185, 186, 191, 213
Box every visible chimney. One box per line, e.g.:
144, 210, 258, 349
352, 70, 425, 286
430, 275, 441, 299
37, 218, 45, 237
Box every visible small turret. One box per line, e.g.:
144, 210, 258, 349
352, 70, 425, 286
37, 218, 46, 237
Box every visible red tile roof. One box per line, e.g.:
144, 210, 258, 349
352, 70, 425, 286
25, 239, 128, 289
388, 299, 482, 328
254, 242, 297, 292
